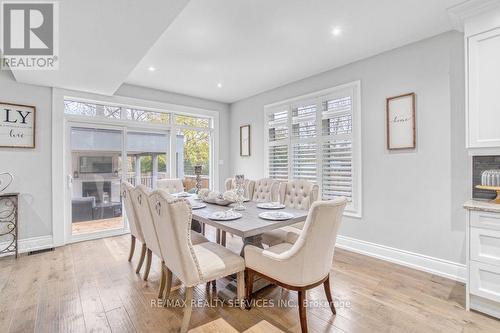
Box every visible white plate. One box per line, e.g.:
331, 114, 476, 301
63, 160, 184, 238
256, 202, 286, 210
258, 211, 294, 221
208, 211, 242, 221
191, 203, 207, 210
175, 192, 191, 197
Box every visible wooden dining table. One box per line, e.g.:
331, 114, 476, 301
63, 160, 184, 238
187, 196, 308, 256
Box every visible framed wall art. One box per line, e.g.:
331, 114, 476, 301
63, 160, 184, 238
0, 102, 36, 148
240, 124, 251, 156
386, 93, 416, 150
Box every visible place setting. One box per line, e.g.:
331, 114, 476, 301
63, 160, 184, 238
256, 201, 286, 209
258, 211, 294, 221
208, 209, 243, 221
191, 201, 207, 210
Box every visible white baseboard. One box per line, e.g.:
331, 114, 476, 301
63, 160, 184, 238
1, 234, 466, 283
0, 235, 54, 257
336, 235, 466, 283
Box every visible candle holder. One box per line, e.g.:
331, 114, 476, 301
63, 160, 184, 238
234, 174, 246, 211
194, 165, 203, 195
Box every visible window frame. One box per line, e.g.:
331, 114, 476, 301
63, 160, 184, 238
264, 81, 362, 217
62, 95, 216, 188
52, 88, 221, 247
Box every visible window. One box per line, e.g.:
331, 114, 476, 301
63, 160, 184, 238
265, 82, 361, 216
64, 98, 215, 190
64, 100, 170, 124
175, 114, 210, 128
125, 108, 170, 124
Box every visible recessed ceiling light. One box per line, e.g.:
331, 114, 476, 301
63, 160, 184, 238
331, 27, 342, 36
148, 66, 156, 72
217, 82, 222, 88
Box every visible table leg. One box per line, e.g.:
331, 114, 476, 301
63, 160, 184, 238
240, 235, 263, 257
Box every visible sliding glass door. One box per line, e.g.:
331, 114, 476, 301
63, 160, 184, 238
126, 131, 170, 189
63, 98, 216, 243
69, 126, 125, 237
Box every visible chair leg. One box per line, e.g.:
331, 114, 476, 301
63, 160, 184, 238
158, 261, 166, 298
245, 269, 254, 310
298, 290, 308, 333
135, 243, 147, 274
236, 271, 245, 310
323, 275, 336, 315
180, 287, 194, 333
128, 235, 136, 262
143, 249, 152, 281
162, 266, 173, 306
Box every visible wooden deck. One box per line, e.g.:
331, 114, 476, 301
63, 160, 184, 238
1, 230, 499, 332
72, 217, 124, 235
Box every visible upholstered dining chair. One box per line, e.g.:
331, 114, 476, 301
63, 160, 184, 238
261, 180, 319, 246
156, 178, 184, 194
148, 190, 246, 333
131, 185, 164, 282
252, 178, 279, 202
121, 182, 147, 273
133, 185, 209, 296
224, 177, 256, 200
245, 198, 347, 333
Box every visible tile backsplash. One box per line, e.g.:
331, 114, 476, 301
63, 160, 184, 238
473, 155, 500, 200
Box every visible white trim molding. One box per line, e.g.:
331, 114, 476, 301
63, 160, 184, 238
336, 235, 466, 282
448, 0, 500, 32
0, 235, 53, 257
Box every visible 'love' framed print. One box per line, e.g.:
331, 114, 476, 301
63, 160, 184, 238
240, 124, 251, 156
386, 93, 416, 150
0, 102, 36, 148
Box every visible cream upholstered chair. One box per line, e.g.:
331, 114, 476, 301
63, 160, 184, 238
133, 185, 209, 294
157, 178, 204, 234
279, 180, 319, 210
131, 185, 164, 281
245, 198, 347, 333
252, 178, 279, 202
148, 190, 246, 333
156, 178, 184, 194
261, 180, 319, 246
121, 182, 147, 273
224, 177, 256, 200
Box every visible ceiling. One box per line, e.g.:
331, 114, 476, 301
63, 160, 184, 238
8, 0, 464, 103
125, 0, 464, 103
10, 0, 190, 95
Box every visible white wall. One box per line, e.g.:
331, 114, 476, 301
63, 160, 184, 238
229, 31, 468, 267
0, 70, 53, 240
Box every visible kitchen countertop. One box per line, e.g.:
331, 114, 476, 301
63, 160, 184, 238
464, 199, 500, 213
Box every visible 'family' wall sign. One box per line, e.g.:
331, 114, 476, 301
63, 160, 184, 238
0, 102, 36, 148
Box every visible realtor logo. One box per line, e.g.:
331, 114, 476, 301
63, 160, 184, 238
1, 1, 59, 70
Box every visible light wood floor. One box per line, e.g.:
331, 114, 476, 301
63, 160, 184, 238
1, 230, 500, 333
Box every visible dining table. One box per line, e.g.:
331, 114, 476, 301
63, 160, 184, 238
183, 194, 309, 293
186, 195, 309, 256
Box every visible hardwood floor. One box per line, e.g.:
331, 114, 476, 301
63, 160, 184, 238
1, 230, 499, 332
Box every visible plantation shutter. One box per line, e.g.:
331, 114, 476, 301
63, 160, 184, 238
290, 102, 317, 182
267, 107, 289, 180
292, 142, 316, 182
321, 91, 354, 201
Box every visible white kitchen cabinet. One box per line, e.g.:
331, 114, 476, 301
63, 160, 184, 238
464, 200, 500, 319
467, 27, 500, 148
